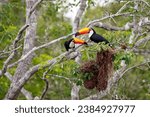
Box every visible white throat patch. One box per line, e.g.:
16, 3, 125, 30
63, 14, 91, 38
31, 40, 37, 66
88, 30, 94, 38
69, 41, 75, 48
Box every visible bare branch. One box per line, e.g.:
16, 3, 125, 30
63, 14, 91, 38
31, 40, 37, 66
3, 0, 44, 75
73, 0, 87, 32
48, 74, 74, 84
87, 12, 134, 27
2, 71, 33, 100
71, 83, 80, 100
91, 22, 133, 31
133, 48, 150, 55
134, 34, 150, 48
5, 0, 40, 100
5, 44, 84, 99
28, 0, 44, 18
0, 24, 29, 77
1, 0, 43, 76
20, 88, 33, 100
120, 60, 150, 77
0, 45, 22, 58
8, 33, 75, 68
141, 0, 150, 7
40, 60, 58, 100
116, 1, 132, 14
90, 14, 150, 31
71, 0, 87, 100
40, 78, 49, 100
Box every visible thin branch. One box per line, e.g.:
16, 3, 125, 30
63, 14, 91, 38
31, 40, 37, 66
141, 0, 150, 7
87, 12, 134, 27
120, 60, 150, 78
0, 45, 22, 57
133, 48, 150, 55
20, 88, 33, 100
40, 61, 57, 100
90, 15, 150, 31
0, 24, 29, 77
133, 34, 150, 48
7, 32, 75, 68
28, 0, 44, 18
49, 74, 75, 84
116, 1, 132, 14
2, 0, 44, 74
2, 71, 33, 100
4, 44, 84, 99
40, 78, 49, 100
73, 0, 87, 32
91, 22, 133, 31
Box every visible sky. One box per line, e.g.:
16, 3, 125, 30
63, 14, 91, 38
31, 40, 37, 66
65, 0, 114, 20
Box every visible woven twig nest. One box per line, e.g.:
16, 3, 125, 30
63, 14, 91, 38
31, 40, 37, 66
80, 49, 114, 91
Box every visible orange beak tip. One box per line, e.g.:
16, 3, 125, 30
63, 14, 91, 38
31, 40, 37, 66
84, 42, 88, 45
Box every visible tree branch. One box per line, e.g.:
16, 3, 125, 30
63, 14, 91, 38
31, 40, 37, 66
141, 0, 150, 7
87, 12, 134, 27
5, 0, 39, 100
2, 71, 33, 100
133, 48, 150, 55
72, 0, 87, 32
2, 0, 44, 76
0, 25, 29, 77
7, 32, 75, 68
28, 0, 44, 18
71, 0, 87, 100
4, 44, 84, 99
91, 22, 133, 31
116, 1, 132, 14
120, 60, 150, 78
40, 60, 58, 100
48, 74, 74, 84
133, 34, 150, 48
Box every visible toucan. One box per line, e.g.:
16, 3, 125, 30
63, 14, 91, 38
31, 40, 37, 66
75, 27, 110, 44
64, 38, 87, 51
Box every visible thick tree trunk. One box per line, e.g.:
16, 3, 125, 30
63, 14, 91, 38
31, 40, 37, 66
5, 0, 37, 100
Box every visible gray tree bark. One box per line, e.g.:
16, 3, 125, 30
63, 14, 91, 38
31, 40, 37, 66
5, 0, 37, 99
71, 0, 87, 100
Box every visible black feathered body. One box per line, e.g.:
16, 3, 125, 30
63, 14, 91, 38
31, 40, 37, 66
90, 33, 109, 44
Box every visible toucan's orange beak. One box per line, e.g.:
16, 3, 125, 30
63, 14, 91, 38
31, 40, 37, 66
73, 38, 87, 45
75, 27, 90, 37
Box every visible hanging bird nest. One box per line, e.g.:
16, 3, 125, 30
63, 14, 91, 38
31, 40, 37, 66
80, 49, 114, 91
80, 60, 99, 74
84, 75, 97, 89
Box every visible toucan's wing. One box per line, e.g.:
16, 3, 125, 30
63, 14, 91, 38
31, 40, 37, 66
91, 34, 109, 44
